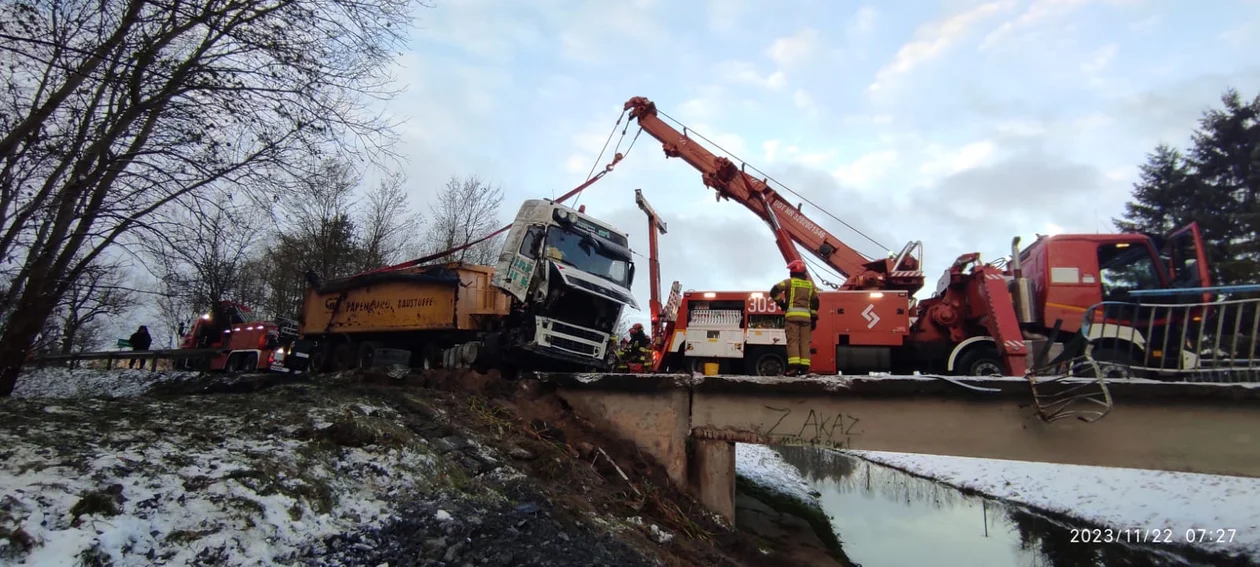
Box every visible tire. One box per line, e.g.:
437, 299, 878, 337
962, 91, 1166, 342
357, 341, 382, 369
472, 333, 502, 374
1085, 346, 1138, 379
331, 342, 354, 371
309, 343, 329, 374
420, 343, 442, 370
745, 349, 787, 376
956, 346, 1004, 377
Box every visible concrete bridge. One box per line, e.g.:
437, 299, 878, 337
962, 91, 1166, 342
528, 372, 1260, 522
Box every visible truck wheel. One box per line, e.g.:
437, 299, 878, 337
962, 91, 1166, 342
420, 343, 442, 370
1086, 347, 1138, 379
956, 347, 1004, 377
745, 349, 787, 376
472, 334, 501, 374
357, 341, 382, 369
331, 342, 354, 371
309, 344, 329, 374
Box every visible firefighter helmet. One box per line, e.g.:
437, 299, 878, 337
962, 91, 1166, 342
630, 322, 644, 333
787, 259, 806, 272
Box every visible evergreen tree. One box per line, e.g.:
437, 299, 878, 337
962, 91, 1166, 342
1114, 144, 1198, 235
1187, 88, 1260, 285
1116, 88, 1260, 287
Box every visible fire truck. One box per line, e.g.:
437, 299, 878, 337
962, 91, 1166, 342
174, 300, 297, 371
622, 96, 1214, 377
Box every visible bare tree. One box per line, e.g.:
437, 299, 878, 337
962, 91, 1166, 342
33, 258, 135, 355
424, 174, 505, 265
357, 170, 423, 270
0, 0, 424, 395
140, 192, 265, 320
258, 156, 364, 318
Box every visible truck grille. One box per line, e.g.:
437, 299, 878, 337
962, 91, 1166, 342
551, 336, 597, 356
551, 321, 604, 343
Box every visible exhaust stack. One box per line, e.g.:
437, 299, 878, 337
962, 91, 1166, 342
1011, 236, 1036, 324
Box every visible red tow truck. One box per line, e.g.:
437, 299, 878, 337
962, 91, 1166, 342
622, 96, 1214, 377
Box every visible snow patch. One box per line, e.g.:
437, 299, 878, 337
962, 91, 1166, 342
0, 391, 439, 566
13, 367, 204, 399
735, 444, 818, 504
846, 450, 1260, 562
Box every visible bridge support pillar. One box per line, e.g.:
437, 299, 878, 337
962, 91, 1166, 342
690, 439, 735, 523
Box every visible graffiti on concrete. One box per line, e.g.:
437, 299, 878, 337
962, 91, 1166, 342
762, 405, 862, 449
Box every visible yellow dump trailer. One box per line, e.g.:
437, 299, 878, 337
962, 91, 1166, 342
293, 263, 511, 370
301, 263, 509, 334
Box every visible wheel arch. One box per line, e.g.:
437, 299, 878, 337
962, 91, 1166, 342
946, 336, 996, 373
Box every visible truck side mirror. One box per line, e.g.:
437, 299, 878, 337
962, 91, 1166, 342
628, 263, 636, 284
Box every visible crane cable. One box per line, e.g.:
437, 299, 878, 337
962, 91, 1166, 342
573, 111, 643, 209
651, 108, 891, 258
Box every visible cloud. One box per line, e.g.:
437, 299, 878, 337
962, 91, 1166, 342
847, 6, 878, 41
716, 60, 786, 90
980, 0, 1092, 51
868, 1, 1015, 93
830, 151, 900, 191
767, 28, 820, 68
920, 141, 998, 178
1080, 43, 1118, 75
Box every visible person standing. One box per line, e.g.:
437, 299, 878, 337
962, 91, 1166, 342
128, 325, 152, 369
626, 323, 650, 365
770, 260, 819, 376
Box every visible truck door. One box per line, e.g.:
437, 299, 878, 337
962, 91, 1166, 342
497, 224, 545, 302
1163, 222, 1212, 299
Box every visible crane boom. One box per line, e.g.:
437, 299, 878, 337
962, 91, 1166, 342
624, 96, 925, 292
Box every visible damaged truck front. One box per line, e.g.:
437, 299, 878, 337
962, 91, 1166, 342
447, 199, 639, 372
274, 199, 637, 375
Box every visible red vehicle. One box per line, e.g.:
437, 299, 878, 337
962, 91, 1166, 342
624, 96, 1214, 377
175, 300, 296, 372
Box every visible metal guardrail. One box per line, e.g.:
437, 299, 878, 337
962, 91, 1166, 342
28, 348, 226, 370
1025, 285, 1260, 423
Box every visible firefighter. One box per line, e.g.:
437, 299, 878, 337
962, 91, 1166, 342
626, 323, 650, 365
128, 325, 152, 370
770, 260, 819, 376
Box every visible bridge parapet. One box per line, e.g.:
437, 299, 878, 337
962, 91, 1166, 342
534, 372, 1260, 522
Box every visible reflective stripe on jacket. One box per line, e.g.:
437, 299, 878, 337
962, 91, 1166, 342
775, 277, 818, 320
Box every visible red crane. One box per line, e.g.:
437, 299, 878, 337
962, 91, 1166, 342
624, 96, 925, 293
635, 188, 668, 340
623, 96, 1030, 376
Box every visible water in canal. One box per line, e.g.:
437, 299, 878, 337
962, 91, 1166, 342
772, 447, 1236, 567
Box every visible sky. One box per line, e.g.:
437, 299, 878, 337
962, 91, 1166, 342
371, 0, 1260, 332
105, 0, 1260, 344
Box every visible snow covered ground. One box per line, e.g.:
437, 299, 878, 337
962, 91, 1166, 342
0, 367, 441, 566
735, 443, 819, 505
846, 450, 1260, 563
11, 366, 205, 399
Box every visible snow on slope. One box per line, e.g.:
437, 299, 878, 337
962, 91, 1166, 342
846, 450, 1260, 563
0, 368, 439, 566
11, 366, 203, 399
735, 444, 819, 504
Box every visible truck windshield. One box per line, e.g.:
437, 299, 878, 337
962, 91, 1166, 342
544, 226, 631, 287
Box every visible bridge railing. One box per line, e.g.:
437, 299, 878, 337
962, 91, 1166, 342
1080, 284, 1260, 383
1024, 284, 1260, 423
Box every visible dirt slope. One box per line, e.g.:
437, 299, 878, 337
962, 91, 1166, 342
1, 367, 848, 566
